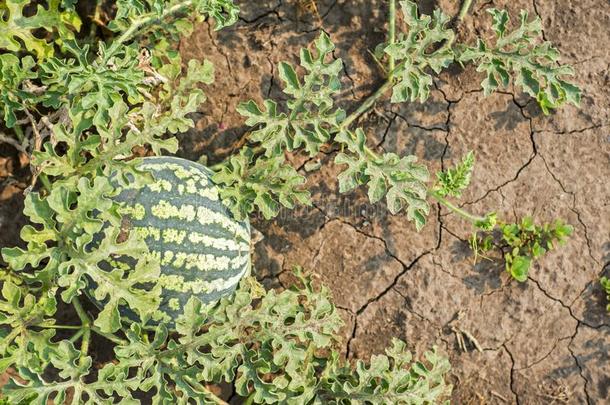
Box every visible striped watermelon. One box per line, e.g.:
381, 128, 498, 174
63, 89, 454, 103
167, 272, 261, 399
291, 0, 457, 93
91, 156, 251, 326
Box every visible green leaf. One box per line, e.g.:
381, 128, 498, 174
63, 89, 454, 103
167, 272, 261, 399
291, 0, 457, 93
458, 9, 581, 113
385, 1, 455, 103
213, 148, 311, 220
474, 212, 497, 232
0, 0, 81, 60
335, 129, 431, 230
435, 151, 475, 198
489, 9, 510, 37
0, 283, 57, 374
319, 339, 452, 403
239, 32, 344, 157
483, 217, 575, 281
40, 43, 145, 132
0, 54, 37, 128
59, 227, 162, 333
194, 0, 240, 30
508, 255, 531, 282
109, 0, 239, 41
334, 129, 370, 193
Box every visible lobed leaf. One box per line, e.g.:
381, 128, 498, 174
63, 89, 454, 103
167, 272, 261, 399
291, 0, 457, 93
385, 1, 455, 103
434, 151, 475, 198
0, 0, 81, 60
239, 32, 345, 157
335, 129, 430, 230
213, 148, 311, 220
458, 9, 581, 113
0, 282, 57, 374
0, 54, 38, 128
319, 339, 452, 403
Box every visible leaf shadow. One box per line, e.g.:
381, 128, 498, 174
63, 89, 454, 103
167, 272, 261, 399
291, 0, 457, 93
448, 238, 504, 294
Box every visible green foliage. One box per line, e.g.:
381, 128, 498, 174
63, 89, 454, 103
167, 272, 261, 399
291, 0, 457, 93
1, 274, 452, 404
2, 176, 162, 334
0, 0, 81, 60
0, 3, 454, 403
320, 339, 451, 404
238, 32, 345, 157
0, 54, 37, 128
383, 3, 581, 114
600, 277, 610, 312
0, 282, 57, 374
213, 149, 311, 220
335, 129, 430, 230
385, 0, 455, 103
231, 33, 433, 229
194, 0, 241, 30
40, 42, 145, 129
458, 9, 581, 114
471, 217, 573, 281
109, 0, 239, 57
435, 151, 475, 198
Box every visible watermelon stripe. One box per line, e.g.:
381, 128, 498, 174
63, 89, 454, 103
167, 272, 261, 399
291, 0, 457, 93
133, 226, 249, 254
146, 248, 249, 272
146, 179, 221, 201
158, 264, 248, 294
148, 200, 250, 242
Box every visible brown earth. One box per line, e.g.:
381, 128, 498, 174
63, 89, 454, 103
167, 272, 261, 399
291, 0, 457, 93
1, 0, 609, 403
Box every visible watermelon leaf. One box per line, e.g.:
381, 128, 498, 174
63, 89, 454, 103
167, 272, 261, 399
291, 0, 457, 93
385, 1, 455, 103
238, 32, 345, 157
213, 148, 311, 220
457, 9, 581, 113
0, 0, 81, 60
335, 129, 430, 230
434, 151, 475, 198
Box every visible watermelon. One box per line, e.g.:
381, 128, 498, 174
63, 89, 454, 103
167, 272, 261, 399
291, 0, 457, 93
90, 156, 251, 326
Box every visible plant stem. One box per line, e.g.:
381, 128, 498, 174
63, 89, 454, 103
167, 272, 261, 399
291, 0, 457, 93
71, 297, 128, 345
39, 173, 52, 193
36, 323, 82, 330
243, 392, 256, 405
72, 296, 90, 324
388, 0, 397, 74
72, 297, 91, 364
89, 0, 103, 39
69, 329, 85, 343
3, 328, 21, 348
93, 326, 129, 345
339, 80, 394, 132
428, 190, 486, 224
457, 0, 474, 23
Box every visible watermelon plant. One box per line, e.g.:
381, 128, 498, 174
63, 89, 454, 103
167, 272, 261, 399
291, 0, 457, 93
0, 0, 586, 403
215, 1, 578, 281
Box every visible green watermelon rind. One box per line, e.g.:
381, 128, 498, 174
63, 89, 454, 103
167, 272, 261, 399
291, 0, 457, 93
86, 156, 251, 327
